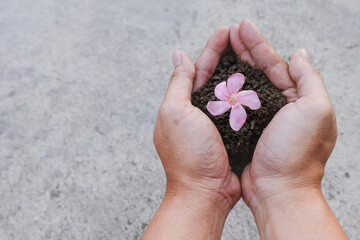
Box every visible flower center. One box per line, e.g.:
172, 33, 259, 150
228, 95, 237, 105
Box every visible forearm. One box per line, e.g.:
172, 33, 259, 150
142, 191, 231, 240
252, 188, 348, 240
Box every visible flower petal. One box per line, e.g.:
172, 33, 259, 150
227, 73, 245, 94
214, 81, 229, 101
236, 90, 261, 110
229, 105, 247, 131
207, 101, 231, 116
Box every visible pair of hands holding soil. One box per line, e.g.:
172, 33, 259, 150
143, 19, 347, 239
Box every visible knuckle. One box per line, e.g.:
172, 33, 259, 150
158, 102, 176, 119
333, 123, 338, 139
312, 99, 336, 120
329, 107, 338, 139
195, 67, 212, 81
310, 66, 324, 83
313, 68, 323, 79
153, 126, 158, 145
311, 100, 338, 147
262, 57, 283, 76
153, 124, 161, 147
170, 68, 183, 80
170, 70, 179, 80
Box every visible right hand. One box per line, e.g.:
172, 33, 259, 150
230, 20, 337, 215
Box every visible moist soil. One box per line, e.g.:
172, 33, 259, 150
191, 52, 287, 177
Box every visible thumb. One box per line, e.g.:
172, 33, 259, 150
164, 50, 195, 102
289, 48, 329, 99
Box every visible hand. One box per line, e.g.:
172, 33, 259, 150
154, 27, 240, 209
144, 27, 240, 240
230, 19, 346, 239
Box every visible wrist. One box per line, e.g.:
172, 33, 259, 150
250, 187, 329, 239
244, 164, 325, 217
165, 171, 240, 211
142, 185, 232, 240
164, 187, 232, 220
162, 187, 232, 238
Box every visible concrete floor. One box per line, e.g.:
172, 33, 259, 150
0, 0, 359, 239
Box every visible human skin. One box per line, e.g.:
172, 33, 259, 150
230, 19, 348, 240
142, 26, 240, 240
142, 19, 348, 240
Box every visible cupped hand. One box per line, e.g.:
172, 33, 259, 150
153, 27, 241, 210
229, 20, 337, 212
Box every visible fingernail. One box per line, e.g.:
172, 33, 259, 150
172, 51, 182, 67
299, 48, 309, 62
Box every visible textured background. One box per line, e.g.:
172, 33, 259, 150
0, 0, 359, 239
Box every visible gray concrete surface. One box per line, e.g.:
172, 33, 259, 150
0, 0, 359, 239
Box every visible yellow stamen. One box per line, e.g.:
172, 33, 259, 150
229, 95, 237, 105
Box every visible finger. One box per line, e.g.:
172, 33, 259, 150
289, 49, 329, 99
164, 50, 196, 103
239, 19, 297, 99
229, 24, 255, 66
193, 26, 230, 92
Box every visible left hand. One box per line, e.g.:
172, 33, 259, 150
153, 26, 241, 211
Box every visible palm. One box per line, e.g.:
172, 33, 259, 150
228, 20, 304, 203
190, 107, 231, 177
226, 19, 338, 208
154, 26, 242, 206
252, 102, 307, 175
172, 102, 242, 203
240, 102, 303, 198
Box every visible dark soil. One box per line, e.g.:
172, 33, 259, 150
191, 52, 287, 177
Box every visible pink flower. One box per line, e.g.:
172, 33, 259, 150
207, 73, 261, 131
